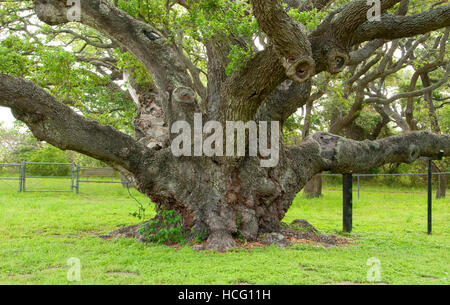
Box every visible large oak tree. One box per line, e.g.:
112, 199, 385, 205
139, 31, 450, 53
0, 0, 449, 250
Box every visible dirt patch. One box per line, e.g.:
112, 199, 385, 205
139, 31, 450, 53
107, 271, 140, 277
98, 219, 355, 250
421, 276, 439, 280
280, 219, 355, 247
77, 229, 105, 236
14, 274, 33, 279
99, 224, 141, 240
46, 265, 64, 271
299, 265, 319, 272
331, 281, 389, 285
282, 228, 349, 247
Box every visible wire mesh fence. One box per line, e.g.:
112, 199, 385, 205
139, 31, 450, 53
315, 171, 449, 234
317, 172, 450, 200
0, 162, 447, 197
21, 162, 75, 193
0, 162, 130, 194
1, 162, 447, 234
0, 163, 22, 192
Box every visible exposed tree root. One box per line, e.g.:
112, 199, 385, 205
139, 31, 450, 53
99, 219, 353, 251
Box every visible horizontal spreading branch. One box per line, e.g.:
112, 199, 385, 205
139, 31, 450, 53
351, 4, 450, 45
309, 131, 450, 173
329, 0, 401, 45
0, 74, 149, 175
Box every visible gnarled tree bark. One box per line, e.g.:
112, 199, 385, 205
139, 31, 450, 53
0, 0, 448, 250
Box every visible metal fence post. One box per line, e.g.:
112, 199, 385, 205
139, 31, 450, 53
75, 166, 80, 194
71, 163, 75, 193
357, 175, 360, 200
437, 173, 441, 199
19, 163, 24, 193
343, 173, 353, 233
22, 162, 26, 193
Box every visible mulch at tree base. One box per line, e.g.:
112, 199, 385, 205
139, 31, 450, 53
99, 220, 356, 251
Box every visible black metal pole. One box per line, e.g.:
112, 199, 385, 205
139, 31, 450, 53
343, 173, 353, 233
427, 160, 432, 235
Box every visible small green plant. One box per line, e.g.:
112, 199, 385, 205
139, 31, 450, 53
128, 186, 148, 220
192, 228, 208, 243
138, 208, 186, 244
129, 202, 147, 220
235, 212, 246, 243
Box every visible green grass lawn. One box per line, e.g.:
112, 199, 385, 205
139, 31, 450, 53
0, 177, 448, 285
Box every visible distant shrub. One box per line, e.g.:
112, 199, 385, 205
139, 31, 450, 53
25, 146, 71, 176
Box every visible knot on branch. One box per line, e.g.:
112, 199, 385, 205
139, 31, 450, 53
172, 87, 196, 104
310, 36, 349, 74
312, 132, 340, 164
282, 56, 315, 83
327, 49, 349, 74
407, 144, 420, 163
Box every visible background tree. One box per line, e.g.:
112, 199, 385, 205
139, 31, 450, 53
301, 22, 449, 198
0, 0, 449, 250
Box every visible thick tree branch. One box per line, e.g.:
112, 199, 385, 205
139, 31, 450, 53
347, 40, 386, 66
351, 5, 450, 45
217, 45, 287, 122
284, 0, 335, 11
0, 74, 150, 174
307, 131, 450, 173
250, 0, 314, 83
222, 0, 448, 123
327, 0, 401, 46
256, 80, 311, 123
33, 0, 197, 125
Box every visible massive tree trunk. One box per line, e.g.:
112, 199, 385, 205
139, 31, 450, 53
1, 0, 449, 250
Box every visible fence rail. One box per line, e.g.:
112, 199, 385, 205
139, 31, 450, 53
317, 172, 450, 200
0, 162, 447, 195
0, 162, 130, 193
0, 162, 448, 235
